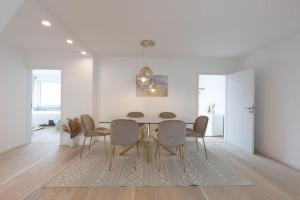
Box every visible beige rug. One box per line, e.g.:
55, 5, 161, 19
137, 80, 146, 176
46, 141, 252, 187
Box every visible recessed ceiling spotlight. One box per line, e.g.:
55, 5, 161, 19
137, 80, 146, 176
41, 20, 51, 27
66, 39, 73, 44
81, 51, 87, 55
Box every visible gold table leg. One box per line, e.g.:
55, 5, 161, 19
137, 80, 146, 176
119, 124, 147, 156
119, 143, 136, 155
146, 123, 151, 163
151, 136, 176, 155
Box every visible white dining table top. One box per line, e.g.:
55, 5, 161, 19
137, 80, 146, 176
99, 117, 195, 124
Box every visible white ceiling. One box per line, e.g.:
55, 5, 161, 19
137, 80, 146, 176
0, 0, 24, 33
0, 0, 86, 54
2, 0, 300, 58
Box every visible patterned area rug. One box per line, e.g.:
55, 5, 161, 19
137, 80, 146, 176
46, 141, 252, 187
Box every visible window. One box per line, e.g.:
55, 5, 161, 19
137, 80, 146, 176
32, 70, 61, 111
40, 82, 61, 106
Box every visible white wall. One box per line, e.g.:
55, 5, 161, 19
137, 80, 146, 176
0, 40, 27, 152
97, 57, 239, 122
241, 34, 300, 170
0, 0, 24, 32
25, 51, 94, 145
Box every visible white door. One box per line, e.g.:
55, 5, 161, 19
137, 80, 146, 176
226, 69, 255, 153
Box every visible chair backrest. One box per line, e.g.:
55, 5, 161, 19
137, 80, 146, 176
193, 116, 209, 137
80, 114, 95, 134
159, 112, 176, 119
127, 112, 144, 118
110, 119, 139, 145
158, 120, 186, 147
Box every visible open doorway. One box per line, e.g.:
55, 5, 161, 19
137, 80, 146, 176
198, 75, 226, 140
31, 70, 61, 144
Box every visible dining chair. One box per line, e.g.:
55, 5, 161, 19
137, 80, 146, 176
80, 114, 110, 158
127, 111, 145, 130
186, 116, 209, 159
159, 112, 176, 119
155, 112, 177, 132
127, 112, 144, 118
127, 111, 146, 144
155, 120, 186, 172
109, 119, 139, 171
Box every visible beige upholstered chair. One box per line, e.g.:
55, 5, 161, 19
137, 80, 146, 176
127, 112, 144, 118
127, 111, 146, 141
80, 114, 110, 158
109, 119, 139, 171
159, 112, 176, 119
155, 120, 186, 172
186, 116, 209, 159
127, 112, 145, 128
155, 112, 177, 132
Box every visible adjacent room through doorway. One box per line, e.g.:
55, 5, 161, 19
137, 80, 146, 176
198, 75, 226, 139
31, 70, 61, 144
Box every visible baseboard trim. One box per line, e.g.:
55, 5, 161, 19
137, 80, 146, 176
0, 143, 28, 156
255, 150, 300, 172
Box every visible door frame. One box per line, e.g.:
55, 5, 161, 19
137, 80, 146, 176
26, 68, 63, 145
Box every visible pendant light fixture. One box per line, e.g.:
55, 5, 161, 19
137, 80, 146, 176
137, 40, 155, 86
149, 82, 157, 93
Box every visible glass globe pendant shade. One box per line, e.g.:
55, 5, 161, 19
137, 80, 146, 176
149, 82, 156, 93
140, 66, 153, 77
137, 66, 153, 86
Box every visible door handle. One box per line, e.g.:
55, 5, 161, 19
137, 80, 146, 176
244, 106, 255, 113
244, 106, 255, 110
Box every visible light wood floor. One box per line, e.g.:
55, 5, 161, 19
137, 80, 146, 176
1, 141, 300, 200
31, 127, 60, 144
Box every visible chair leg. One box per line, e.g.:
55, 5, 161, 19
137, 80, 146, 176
195, 138, 199, 151
109, 144, 113, 172
104, 135, 108, 159
182, 144, 186, 172
80, 136, 86, 159
179, 145, 182, 159
133, 150, 137, 170
112, 144, 116, 158
202, 137, 208, 159
88, 137, 93, 150
158, 142, 161, 172
176, 146, 179, 158
143, 133, 146, 151
155, 141, 158, 158
136, 142, 139, 157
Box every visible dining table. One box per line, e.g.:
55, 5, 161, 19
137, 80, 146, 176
99, 117, 195, 163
